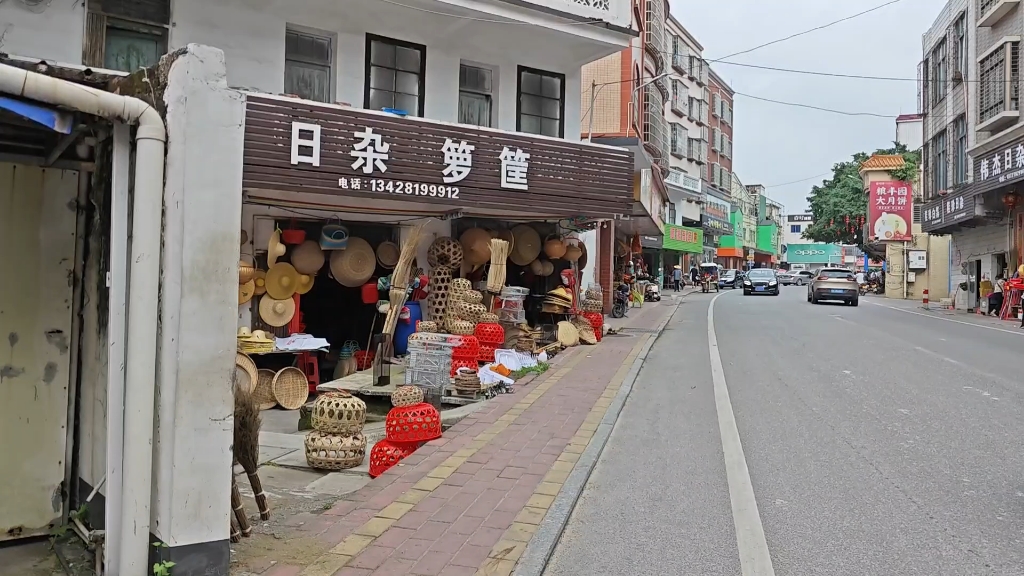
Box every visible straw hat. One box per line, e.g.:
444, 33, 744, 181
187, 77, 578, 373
253, 270, 267, 295
330, 236, 376, 287
529, 259, 544, 275
495, 229, 515, 253
540, 260, 555, 276
296, 273, 314, 295
239, 259, 256, 284
259, 296, 296, 327
239, 280, 256, 305
267, 229, 286, 266
237, 326, 252, 338
510, 225, 541, 266
460, 228, 492, 267
376, 241, 400, 269
291, 240, 325, 275
266, 262, 300, 299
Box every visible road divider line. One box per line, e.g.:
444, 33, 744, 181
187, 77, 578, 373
708, 292, 776, 576
864, 300, 1024, 336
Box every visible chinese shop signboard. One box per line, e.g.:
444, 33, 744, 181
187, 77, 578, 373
868, 180, 913, 242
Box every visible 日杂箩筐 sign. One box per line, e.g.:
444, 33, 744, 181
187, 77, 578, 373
241, 94, 634, 219
920, 187, 977, 233
868, 181, 913, 242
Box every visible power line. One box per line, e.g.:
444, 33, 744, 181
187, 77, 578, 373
376, 0, 602, 25
707, 0, 907, 62
764, 173, 832, 188
734, 91, 895, 118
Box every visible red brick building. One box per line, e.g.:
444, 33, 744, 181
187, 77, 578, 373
706, 68, 733, 191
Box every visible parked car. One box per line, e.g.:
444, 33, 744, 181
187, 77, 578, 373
718, 269, 741, 289
742, 268, 780, 296
790, 270, 814, 285
807, 267, 859, 306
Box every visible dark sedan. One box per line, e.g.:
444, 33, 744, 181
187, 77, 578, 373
742, 269, 780, 296
718, 269, 741, 289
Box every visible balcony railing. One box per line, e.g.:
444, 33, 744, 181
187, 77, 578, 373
644, 0, 667, 73
642, 84, 669, 169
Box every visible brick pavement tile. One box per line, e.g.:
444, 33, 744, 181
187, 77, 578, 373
448, 514, 484, 536
333, 567, 372, 576
416, 494, 448, 514
430, 530, 472, 554
497, 466, 525, 479
430, 503, 466, 523
348, 545, 394, 571
444, 472, 474, 487
439, 566, 478, 576
467, 526, 506, 548
263, 565, 303, 576
461, 479, 492, 495
394, 538, 435, 561
449, 543, 491, 568
371, 557, 416, 576
323, 500, 358, 517
393, 510, 432, 530
375, 526, 416, 549
411, 551, 455, 576
480, 509, 517, 529
317, 522, 354, 548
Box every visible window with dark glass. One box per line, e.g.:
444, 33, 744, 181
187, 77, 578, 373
285, 29, 333, 103
365, 35, 425, 116
954, 115, 967, 185
459, 64, 493, 127
932, 130, 948, 192
517, 67, 564, 138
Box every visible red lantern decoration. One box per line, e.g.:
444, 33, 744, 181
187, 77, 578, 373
844, 215, 850, 225
1003, 191, 1020, 210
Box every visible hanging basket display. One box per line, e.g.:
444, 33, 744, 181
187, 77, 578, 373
310, 391, 367, 435
385, 402, 442, 443
391, 385, 425, 407
304, 431, 366, 470
369, 439, 421, 478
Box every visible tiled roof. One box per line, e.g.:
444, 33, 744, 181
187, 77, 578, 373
860, 154, 905, 171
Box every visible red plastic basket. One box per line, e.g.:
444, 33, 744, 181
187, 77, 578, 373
478, 344, 496, 363
450, 358, 477, 377
354, 350, 375, 371
368, 439, 420, 478
385, 402, 442, 443
452, 335, 480, 359
473, 323, 505, 345
581, 312, 603, 329
280, 228, 306, 245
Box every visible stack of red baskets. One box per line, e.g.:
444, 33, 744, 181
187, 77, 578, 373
474, 322, 505, 363
450, 335, 480, 376
369, 402, 442, 478
581, 312, 603, 342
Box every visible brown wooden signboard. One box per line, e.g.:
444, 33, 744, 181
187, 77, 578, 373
242, 95, 634, 219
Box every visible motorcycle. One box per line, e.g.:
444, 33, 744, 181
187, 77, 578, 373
645, 282, 661, 302
610, 283, 630, 318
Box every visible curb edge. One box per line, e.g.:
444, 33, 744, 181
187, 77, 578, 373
512, 295, 686, 576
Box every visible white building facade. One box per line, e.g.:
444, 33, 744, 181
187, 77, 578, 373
0, 0, 635, 574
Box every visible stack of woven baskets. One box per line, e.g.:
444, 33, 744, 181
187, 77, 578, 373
369, 386, 442, 478
426, 237, 463, 324
473, 316, 504, 363
580, 311, 603, 342
452, 368, 482, 395
304, 391, 367, 471
581, 286, 604, 315
445, 280, 486, 335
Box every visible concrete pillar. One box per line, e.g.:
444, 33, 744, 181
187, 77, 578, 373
151, 45, 244, 575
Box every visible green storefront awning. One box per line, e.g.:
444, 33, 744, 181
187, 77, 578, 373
663, 224, 703, 253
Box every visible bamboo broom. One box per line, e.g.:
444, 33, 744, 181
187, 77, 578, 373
231, 476, 251, 537
381, 225, 424, 340
486, 238, 509, 293
234, 387, 270, 520
230, 512, 241, 543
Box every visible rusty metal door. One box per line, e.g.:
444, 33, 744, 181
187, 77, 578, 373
0, 164, 78, 540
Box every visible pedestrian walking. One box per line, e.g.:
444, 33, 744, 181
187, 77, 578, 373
689, 264, 700, 286
672, 265, 682, 292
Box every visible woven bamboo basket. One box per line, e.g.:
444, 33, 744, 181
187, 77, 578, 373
461, 302, 487, 322
234, 353, 258, 394
426, 268, 452, 322
479, 312, 499, 324
416, 320, 438, 333
391, 385, 425, 407
448, 319, 475, 335
304, 431, 366, 470
515, 336, 534, 353
451, 278, 472, 292
253, 369, 277, 410
557, 322, 580, 347
310, 391, 367, 435
581, 298, 604, 313
452, 370, 482, 392
461, 289, 483, 304
272, 367, 308, 410
427, 237, 463, 270
584, 288, 603, 301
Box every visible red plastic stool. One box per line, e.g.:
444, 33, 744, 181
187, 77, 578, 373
298, 351, 320, 393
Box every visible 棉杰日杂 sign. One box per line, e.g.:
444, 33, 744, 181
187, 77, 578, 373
241, 94, 634, 219
868, 181, 913, 242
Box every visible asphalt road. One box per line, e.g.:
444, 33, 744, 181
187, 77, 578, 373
543, 286, 1024, 576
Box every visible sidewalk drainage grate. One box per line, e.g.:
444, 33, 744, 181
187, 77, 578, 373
617, 328, 661, 334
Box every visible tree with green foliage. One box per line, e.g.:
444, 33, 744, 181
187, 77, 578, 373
802, 143, 920, 249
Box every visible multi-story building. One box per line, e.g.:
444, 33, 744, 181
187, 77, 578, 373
580, 0, 673, 289
706, 68, 734, 194
715, 172, 751, 269
745, 184, 783, 266
784, 213, 814, 246
917, 0, 1022, 311
0, 0, 636, 573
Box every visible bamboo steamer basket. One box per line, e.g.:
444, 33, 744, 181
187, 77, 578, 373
272, 367, 309, 410
253, 369, 277, 410
391, 385, 425, 407
310, 391, 367, 435
304, 432, 366, 470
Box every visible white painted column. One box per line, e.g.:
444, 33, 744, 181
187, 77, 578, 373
151, 44, 244, 573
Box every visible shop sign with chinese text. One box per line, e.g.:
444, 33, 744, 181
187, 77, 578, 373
920, 188, 978, 233
868, 180, 913, 242
662, 224, 703, 253
785, 243, 841, 264
241, 95, 634, 219
972, 135, 1024, 196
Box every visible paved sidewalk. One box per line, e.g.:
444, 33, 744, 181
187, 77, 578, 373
243, 298, 683, 576
863, 295, 1024, 332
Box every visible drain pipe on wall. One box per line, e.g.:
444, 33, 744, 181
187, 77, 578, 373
0, 64, 166, 575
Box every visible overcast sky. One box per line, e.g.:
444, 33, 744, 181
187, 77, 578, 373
671, 0, 935, 215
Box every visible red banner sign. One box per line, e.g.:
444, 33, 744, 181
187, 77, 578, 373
669, 227, 699, 244
868, 180, 913, 241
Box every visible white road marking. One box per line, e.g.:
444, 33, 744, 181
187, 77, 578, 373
864, 300, 1024, 336
708, 291, 776, 576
